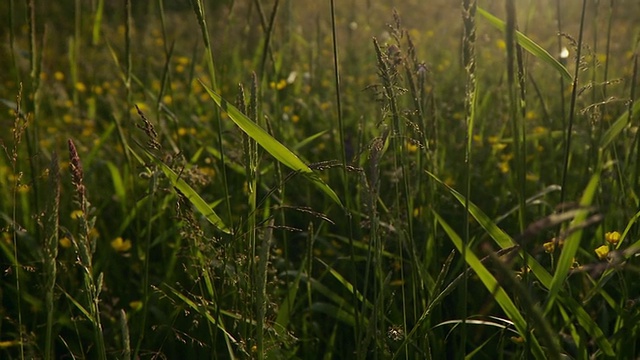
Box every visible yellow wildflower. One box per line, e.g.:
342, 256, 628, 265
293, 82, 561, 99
70, 210, 84, 219
595, 245, 609, 260
75, 82, 87, 93
605, 231, 621, 246
533, 126, 547, 135
492, 143, 507, 152
2, 232, 11, 245
543, 241, 555, 253
129, 300, 143, 311
59, 237, 72, 248
111, 237, 132, 252
472, 134, 483, 146
406, 141, 418, 153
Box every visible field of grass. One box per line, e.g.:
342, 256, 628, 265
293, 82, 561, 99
1, 0, 640, 358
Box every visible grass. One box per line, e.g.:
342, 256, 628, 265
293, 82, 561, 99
1, 0, 640, 358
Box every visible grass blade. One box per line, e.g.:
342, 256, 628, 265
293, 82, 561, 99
477, 6, 572, 81
143, 149, 232, 234
600, 99, 640, 149
200, 81, 343, 208
545, 172, 600, 312
425, 170, 553, 288
434, 212, 549, 359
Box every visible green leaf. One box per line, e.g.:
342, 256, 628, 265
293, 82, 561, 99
600, 99, 640, 149
143, 149, 232, 234
477, 7, 572, 82
434, 212, 547, 359
200, 81, 343, 208
558, 296, 615, 356
425, 171, 553, 289
545, 172, 600, 313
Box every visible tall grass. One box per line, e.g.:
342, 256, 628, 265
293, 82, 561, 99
2, 0, 640, 358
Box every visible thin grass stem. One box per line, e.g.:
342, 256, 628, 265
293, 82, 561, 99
560, 0, 588, 205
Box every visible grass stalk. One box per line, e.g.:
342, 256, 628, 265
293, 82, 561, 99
559, 0, 588, 205
632, 52, 639, 190
119, 309, 131, 360
504, 1, 531, 352
7, 86, 27, 360
189, 0, 233, 232
256, 219, 274, 359
461, 0, 477, 354
91, 0, 104, 45
555, 0, 567, 182
259, 0, 280, 82
26, 0, 41, 242
43, 153, 60, 359
329, 0, 361, 351
67, 139, 107, 360
124, 0, 132, 99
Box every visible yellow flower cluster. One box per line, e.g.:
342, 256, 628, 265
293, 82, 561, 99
594, 231, 621, 260
111, 237, 132, 252
605, 231, 621, 246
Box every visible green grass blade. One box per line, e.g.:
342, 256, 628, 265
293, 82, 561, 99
164, 284, 237, 344
143, 149, 231, 234
199, 81, 343, 208
545, 172, 600, 312
274, 267, 302, 336
310, 302, 358, 327
106, 161, 126, 205
557, 296, 615, 356
429, 168, 609, 355
317, 258, 372, 308
425, 171, 553, 289
434, 212, 547, 359
600, 99, 640, 148
477, 7, 572, 82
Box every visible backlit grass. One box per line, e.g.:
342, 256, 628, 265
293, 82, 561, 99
1, 0, 640, 358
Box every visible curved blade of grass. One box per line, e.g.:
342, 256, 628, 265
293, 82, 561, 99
317, 258, 372, 309
425, 171, 553, 289
558, 295, 614, 356
545, 172, 600, 313
143, 149, 231, 234
200, 81, 343, 208
106, 161, 126, 205
434, 212, 547, 359
477, 7, 571, 81
274, 265, 302, 337
310, 302, 358, 327
283, 270, 364, 312
426, 171, 607, 353
600, 98, 640, 148
164, 284, 237, 344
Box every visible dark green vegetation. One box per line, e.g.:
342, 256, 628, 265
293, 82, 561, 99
2, 0, 640, 358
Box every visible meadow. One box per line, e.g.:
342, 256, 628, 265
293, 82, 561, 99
1, 0, 640, 358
